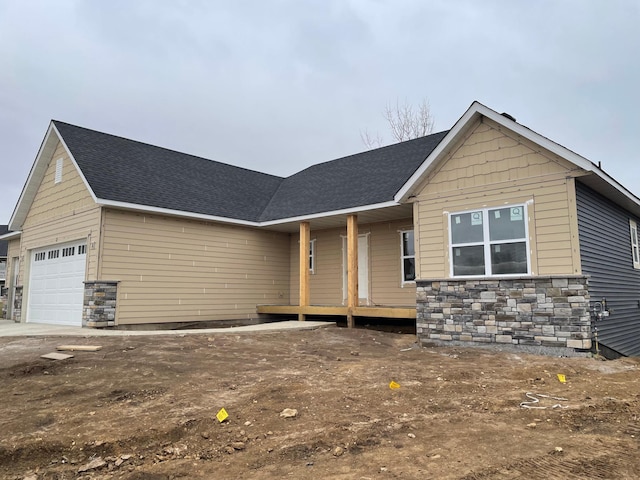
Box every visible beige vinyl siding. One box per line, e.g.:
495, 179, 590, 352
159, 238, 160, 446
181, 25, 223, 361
23, 141, 95, 229
100, 209, 290, 325
18, 208, 101, 281
415, 119, 585, 278
290, 228, 343, 305
290, 219, 416, 307
6, 238, 20, 290
15, 141, 101, 318
7, 238, 20, 264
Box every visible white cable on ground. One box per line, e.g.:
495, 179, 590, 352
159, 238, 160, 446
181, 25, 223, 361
520, 392, 568, 409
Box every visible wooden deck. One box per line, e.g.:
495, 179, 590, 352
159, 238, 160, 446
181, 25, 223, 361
256, 305, 416, 319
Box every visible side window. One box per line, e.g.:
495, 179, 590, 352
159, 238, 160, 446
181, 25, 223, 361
401, 230, 415, 282
631, 220, 640, 269
309, 239, 316, 274
450, 205, 529, 277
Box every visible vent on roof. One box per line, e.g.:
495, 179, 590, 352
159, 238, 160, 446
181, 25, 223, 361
55, 158, 63, 184
501, 112, 516, 122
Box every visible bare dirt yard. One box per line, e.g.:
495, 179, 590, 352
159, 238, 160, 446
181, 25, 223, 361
1, 325, 640, 480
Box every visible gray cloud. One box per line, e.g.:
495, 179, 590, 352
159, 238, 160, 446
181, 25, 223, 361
1, 0, 639, 224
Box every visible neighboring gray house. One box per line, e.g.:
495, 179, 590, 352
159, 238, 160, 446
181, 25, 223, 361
0, 225, 8, 285
0, 225, 8, 315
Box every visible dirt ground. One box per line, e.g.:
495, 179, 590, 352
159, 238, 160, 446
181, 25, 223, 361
1, 325, 640, 480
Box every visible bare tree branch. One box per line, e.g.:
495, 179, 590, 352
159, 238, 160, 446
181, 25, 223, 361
360, 129, 384, 149
361, 98, 434, 148
384, 98, 434, 142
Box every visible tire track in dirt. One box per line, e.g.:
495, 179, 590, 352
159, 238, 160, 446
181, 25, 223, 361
460, 436, 639, 479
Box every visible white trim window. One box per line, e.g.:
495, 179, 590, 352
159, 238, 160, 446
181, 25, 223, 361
309, 239, 316, 274
450, 205, 529, 277
401, 230, 416, 282
631, 220, 640, 269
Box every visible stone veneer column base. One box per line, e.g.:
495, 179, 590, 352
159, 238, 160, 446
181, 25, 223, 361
12, 286, 23, 322
416, 276, 591, 355
83, 281, 118, 328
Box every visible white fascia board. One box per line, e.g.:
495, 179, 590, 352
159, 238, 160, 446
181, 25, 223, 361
8, 124, 58, 230
51, 123, 99, 204
0, 231, 21, 241
394, 102, 483, 203
395, 101, 640, 210
96, 199, 261, 227
473, 104, 640, 207
97, 199, 401, 228
9, 122, 100, 231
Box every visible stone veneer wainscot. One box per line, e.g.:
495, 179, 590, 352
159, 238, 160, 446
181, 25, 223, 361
416, 276, 591, 353
83, 281, 118, 327
11, 286, 23, 322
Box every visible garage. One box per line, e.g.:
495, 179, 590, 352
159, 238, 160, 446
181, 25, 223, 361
27, 240, 87, 326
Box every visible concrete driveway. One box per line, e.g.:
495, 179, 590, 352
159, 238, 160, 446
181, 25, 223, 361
0, 319, 334, 337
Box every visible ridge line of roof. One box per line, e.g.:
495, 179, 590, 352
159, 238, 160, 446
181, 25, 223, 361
51, 120, 286, 181
292, 129, 451, 174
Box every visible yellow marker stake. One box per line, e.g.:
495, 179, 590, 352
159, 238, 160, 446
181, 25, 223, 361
557, 374, 566, 383
216, 408, 229, 423
389, 381, 401, 390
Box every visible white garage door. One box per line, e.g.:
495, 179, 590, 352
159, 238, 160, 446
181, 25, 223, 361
27, 241, 87, 326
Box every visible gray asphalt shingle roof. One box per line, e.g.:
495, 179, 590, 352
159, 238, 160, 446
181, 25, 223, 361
259, 131, 448, 221
54, 122, 283, 222
52, 121, 448, 223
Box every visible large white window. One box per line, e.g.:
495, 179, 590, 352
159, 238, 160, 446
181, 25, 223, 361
401, 230, 415, 282
631, 220, 640, 269
450, 205, 529, 277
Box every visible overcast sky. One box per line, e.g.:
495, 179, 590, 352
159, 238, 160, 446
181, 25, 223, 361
1, 0, 639, 225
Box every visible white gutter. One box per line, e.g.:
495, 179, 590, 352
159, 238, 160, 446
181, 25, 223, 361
0, 231, 21, 241
97, 199, 403, 228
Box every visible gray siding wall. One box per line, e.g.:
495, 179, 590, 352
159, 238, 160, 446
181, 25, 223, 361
575, 180, 640, 356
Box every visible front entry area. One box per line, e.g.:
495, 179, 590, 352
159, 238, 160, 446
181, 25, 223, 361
27, 240, 87, 326
343, 234, 369, 305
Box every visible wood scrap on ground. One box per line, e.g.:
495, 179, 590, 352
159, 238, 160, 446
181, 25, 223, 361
41, 352, 74, 360
56, 345, 103, 352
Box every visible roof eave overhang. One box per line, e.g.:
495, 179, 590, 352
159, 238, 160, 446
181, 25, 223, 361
394, 101, 640, 215
97, 199, 402, 228
0, 230, 21, 241
259, 200, 401, 227
9, 123, 58, 231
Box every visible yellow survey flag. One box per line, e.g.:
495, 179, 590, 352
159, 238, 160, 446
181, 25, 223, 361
216, 408, 229, 422
557, 374, 566, 383
389, 381, 401, 389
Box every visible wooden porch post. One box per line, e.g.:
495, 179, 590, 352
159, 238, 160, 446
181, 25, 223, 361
298, 221, 310, 321
346, 214, 358, 328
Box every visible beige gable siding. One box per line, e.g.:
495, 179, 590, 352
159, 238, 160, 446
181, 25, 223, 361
100, 209, 290, 325
290, 219, 416, 307
23, 141, 95, 229
415, 119, 584, 278
15, 141, 101, 305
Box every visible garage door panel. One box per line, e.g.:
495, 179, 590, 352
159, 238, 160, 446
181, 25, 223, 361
28, 241, 87, 326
